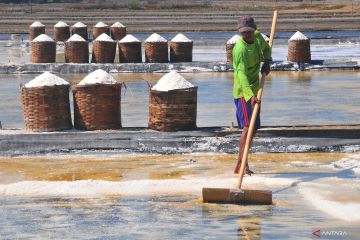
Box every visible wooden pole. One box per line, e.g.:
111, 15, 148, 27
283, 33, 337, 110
236, 10, 278, 189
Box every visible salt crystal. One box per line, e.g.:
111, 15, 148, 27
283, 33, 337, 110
25, 72, 69, 88
145, 33, 167, 42
227, 34, 240, 44
32, 34, 54, 42
54, 21, 69, 27
119, 34, 140, 43
152, 71, 194, 91
73, 22, 87, 28
78, 69, 117, 85
95, 33, 114, 42
171, 33, 192, 42
94, 22, 108, 28
289, 31, 309, 41
67, 34, 86, 42
30, 21, 45, 27
261, 33, 269, 42
111, 22, 125, 28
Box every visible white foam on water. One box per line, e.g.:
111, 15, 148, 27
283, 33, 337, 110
0, 175, 296, 197
111, 22, 125, 28
94, 22, 108, 28
32, 34, 54, 42
145, 33, 167, 42
95, 33, 114, 42
25, 71, 69, 88
171, 33, 192, 42
73, 22, 87, 28
325, 153, 360, 176
78, 69, 117, 85
151, 70, 194, 91
119, 34, 140, 43
227, 34, 240, 44
289, 31, 309, 41
30, 21, 44, 27
67, 34, 86, 42
299, 177, 360, 221
54, 21, 69, 27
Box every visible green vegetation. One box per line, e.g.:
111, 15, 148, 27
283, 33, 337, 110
128, 0, 140, 10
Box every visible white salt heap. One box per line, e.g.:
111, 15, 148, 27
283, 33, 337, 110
30, 21, 45, 27
54, 21, 69, 27
145, 33, 167, 42
67, 34, 86, 42
111, 22, 125, 28
32, 34, 54, 42
227, 34, 240, 44
152, 71, 194, 91
119, 34, 140, 43
78, 69, 117, 85
171, 33, 192, 42
289, 31, 309, 41
261, 33, 269, 42
95, 33, 114, 42
94, 22, 108, 28
73, 22, 87, 28
25, 72, 69, 88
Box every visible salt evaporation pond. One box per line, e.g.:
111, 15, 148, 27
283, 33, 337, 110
0, 71, 359, 129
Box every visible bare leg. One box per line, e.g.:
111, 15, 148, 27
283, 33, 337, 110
234, 127, 254, 175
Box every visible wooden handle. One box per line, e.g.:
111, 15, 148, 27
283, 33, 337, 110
237, 10, 278, 189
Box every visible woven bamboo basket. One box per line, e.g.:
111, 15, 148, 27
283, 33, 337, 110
148, 87, 197, 131
288, 39, 311, 62
31, 41, 56, 63
118, 42, 142, 63
111, 27, 126, 41
92, 27, 110, 40
20, 84, 72, 132
92, 40, 116, 63
145, 42, 168, 63
54, 26, 70, 42
65, 41, 89, 63
29, 26, 45, 41
169, 42, 193, 63
73, 84, 122, 130
72, 27, 88, 41
226, 43, 236, 64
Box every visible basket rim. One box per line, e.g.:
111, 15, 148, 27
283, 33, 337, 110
150, 86, 197, 93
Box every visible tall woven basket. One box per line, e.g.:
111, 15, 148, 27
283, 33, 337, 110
226, 43, 236, 64
169, 42, 193, 63
72, 27, 88, 41
145, 42, 168, 63
73, 84, 122, 130
65, 41, 89, 63
118, 42, 142, 63
92, 27, 110, 40
29, 26, 45, 41
20, 84, 72, 132
149, 87, 197, 131
31, 41, 56, 63
111, 27, 126, 41
54, 26, 70, 42
288, 39, 311, 62
92, 41, 116, 63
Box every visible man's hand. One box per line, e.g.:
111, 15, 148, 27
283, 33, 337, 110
261, 61, 271, 76
251, 96, 260, 109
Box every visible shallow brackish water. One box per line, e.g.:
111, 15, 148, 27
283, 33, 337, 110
0, 152, 359, 239
0, 71, 359, 129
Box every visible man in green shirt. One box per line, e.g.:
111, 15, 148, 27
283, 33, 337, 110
233, 16, 272, 175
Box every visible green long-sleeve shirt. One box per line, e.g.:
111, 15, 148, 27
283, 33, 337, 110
232, 31, 272, 101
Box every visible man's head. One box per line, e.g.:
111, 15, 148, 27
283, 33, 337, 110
238, 16, 256, 44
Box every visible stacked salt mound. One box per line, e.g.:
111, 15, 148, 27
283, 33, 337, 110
65, 34, 88, 63
32, 34, 54, 42
170, 33, 193, 62
111, 22, 125, 28
78, 69, 117, 85
54, 21, 69, 27
288, 31, 311, 62
171, 33, 192, 42
152, 71, 194, 91
29, 21, 46, 41
289, 31, 308, 41
94, 22, 108, 28
145, 33, 167, 42
227, 34, 240, 44
95, 33, 114, 42
73, 22, 87, 28
25, 72, 69, 88
30, 21, 45, 27
67, 34, 86, 42
119, 34, 140, 43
